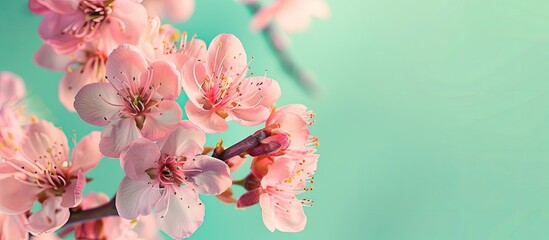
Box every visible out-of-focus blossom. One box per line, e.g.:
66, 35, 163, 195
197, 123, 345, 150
34, 44, 108, 111
34, 0, 148, 55
138, 16, 206, 86
0, 212, 29, 240
74, 192, 160, 240
74, 44, 182, 158
0, 120, 101, 234
249, 0, 330, 33
0, 72, 26, 109
142, 0, 195, 22
116, 121, 231, 239
181, 34, 280, 133
0, 72, 26, 159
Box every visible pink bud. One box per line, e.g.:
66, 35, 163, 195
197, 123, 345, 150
247, 133, 290, 157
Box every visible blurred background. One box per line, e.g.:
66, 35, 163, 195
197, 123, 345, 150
3, 0, 549, 239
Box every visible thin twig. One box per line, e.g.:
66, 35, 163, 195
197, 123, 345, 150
245, 3, 319, 95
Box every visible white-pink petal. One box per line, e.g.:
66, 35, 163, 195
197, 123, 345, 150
141, 100, 182, 141
154, 186, 204, 239
99, 118, 143, 158
70, 131, 102, 174
184, 155, 231, 195
158, 121, 205, 157
120, 138, 160, 180
74, 82, 124, 126
116, 177, 161, 220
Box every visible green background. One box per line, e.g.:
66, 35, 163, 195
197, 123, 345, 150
2, 0, 549, 239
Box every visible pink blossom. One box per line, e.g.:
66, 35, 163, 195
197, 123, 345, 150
238, 155, 317, 232
0, 72, 26, 159
247, 104, 317, 176
138, 17, 206, 73
0, 72, 26, 109
74, 44, 182, 158
116, 121, 231, 239
264, 104, 317, 152
0, 120, 102, 234
34, 44, 108, 111
181, 34, 281, 133
74, 192, 161, 239
35, 0, 148, 55
0, 212, 29, 239
250, 0, 330, 33
142, 0, 195, 22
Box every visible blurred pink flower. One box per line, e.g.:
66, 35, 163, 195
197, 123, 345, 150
74, 192, 160, 240
0, 72, 26, 109
34, 44, 108, 111
0, 120, 101, 234
0, 72, 26, 159
250, 0, 330, 33
34, 0, 148, 55
74, 44, 182, 158
138, 16, 206, 76
181, 34, 280, 133
116, 121, 231, 239
0, 212, 28, 239
142, 0, 195, 22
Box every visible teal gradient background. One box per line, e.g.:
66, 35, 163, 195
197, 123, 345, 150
2, 0, 549, 239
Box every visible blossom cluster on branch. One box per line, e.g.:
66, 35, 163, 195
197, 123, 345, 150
0, 0, 326, 239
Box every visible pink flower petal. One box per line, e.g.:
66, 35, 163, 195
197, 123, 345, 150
158, 121, 205, 157
26, 197, 70, 235
140, 60, 181, 100
99, 118, 143, 158
59, 62, 105, 112
116, 177, 161, 220
105, 44, 148, 91
38, 12, 84, 54
238, 76, 280, 108
226, 155, 246, 173
184, 155, 231, 195
70, 131, 102, 174
33, 44, 75, 71
0, 176, 40, 214
259, 193, 306, 232
60, 169, 85, 208
0, 71, 26, 107
206, 34, 248, 78
141, 100, 182, 140
33, 0, 79, 14
228, 106, 270, 127
120, 138, 160, 180
74, 82, 124, 126
261, 158, 295, 187
180, 59, 207, 107
165, 0, 195, 22
21, 121, 69, 166
108, 0, 148, 46
250, 4, 276, 32
154, 186, 204, 239
1, 213, 29, 240
185, 101, 228, 134
28, 0, 48, 15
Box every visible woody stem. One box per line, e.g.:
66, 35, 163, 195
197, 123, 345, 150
63, 194, 118, 228
212, 129, 268, 161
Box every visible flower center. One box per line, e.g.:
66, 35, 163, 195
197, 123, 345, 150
62, 0, 114, 38
157, 156, 185, 186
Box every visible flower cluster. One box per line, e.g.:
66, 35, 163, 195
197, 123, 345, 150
0, 0, 326, 239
